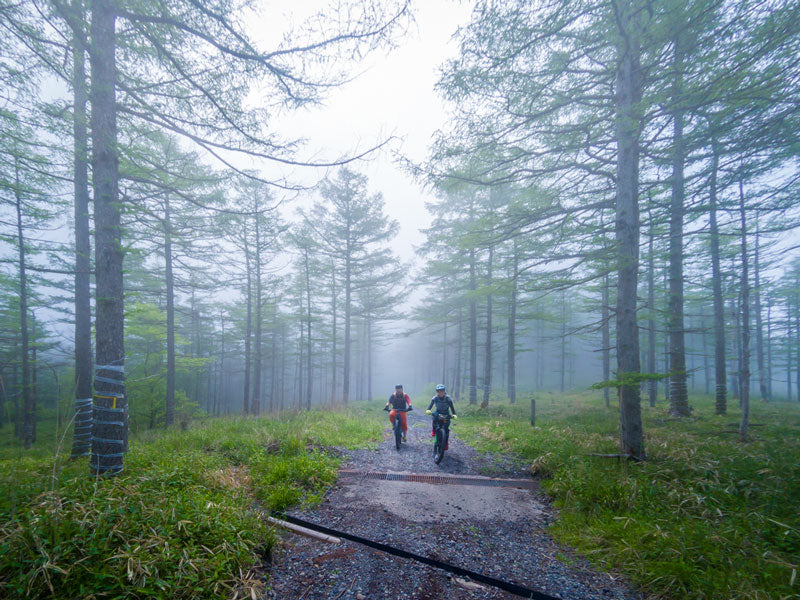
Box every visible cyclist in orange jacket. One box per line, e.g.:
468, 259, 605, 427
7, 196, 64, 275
385, 384, 412, 442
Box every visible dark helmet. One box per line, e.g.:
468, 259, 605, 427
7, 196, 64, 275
395, 384, 403, 389
435, 384, 446, 391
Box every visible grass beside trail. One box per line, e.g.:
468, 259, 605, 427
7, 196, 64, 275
0, 405, 383, 600
456, 392, 800, 600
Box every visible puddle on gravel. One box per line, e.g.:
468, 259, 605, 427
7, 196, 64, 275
338, 478, 544, 523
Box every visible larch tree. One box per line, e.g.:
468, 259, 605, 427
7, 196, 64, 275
308, 168, 398, 405
74, 0, 409, 472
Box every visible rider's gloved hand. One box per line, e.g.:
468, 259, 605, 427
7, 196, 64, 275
407, 405, 413, 411
452, 414, 457, 419
425, 409, 432, 415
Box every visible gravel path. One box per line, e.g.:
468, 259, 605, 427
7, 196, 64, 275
266, 410, 641, 600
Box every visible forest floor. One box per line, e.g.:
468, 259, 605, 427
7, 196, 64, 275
267, 409, 641, 600
2, 393, 798, 600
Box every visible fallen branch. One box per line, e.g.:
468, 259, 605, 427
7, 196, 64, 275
455, 577, 487, 591
585, 453, 629, 459
267, 516, 341, 543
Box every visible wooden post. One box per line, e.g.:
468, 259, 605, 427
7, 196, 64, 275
530, 396, 535, 427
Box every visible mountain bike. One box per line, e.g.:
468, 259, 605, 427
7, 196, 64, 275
432, 413, 451, 464
384, 406, 411, 451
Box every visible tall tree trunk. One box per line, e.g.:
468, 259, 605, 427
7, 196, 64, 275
614, 0, 645, 460
70, 0, 93, 457
164, 195, 175, 427
537, 319, 544, 389
766, 297, 772, 400
298, 297, 304, 408
367, 317, 372, 402
90, 0, 126, 474
602, 272, 611, 408
508, 239, 518, 404
795, 292, 800, 402
442, 320, 448, 387
709, 139, 727, 413
343, 237, 352, 405
733, 264, 742, 404
469, 248, 477, 405
787, 297, 792, 401
0, 369, 5, 430
357, 320, 365, 400
753, 215, 768, 401
330, 260, 337, 405
794, 290, 800, 402
15, 160, 33, 449
738, 179, 750, 440
729, 292, 740, 400
12, 340, 20, 438
219, 312, 225, 416
30, 315, 37, 444
663, 268, 670, 403
455, 307, 463, 401
482, 246, 494, 408
189, 291, 199, 409
279, 321, 286, 411
647, 204, 657, 406
667, 38, 689, 416
701, 306, 710, 395
560, 291, 567, 393
243, 235, 252, 415
270, 307, 277, 412
252, 217, 262, 416
304, 247, 312, 410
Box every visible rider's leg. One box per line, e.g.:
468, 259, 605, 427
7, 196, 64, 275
389, 409, 397, 428
444, 421, 450, 450
399, 411, 408, 434
431, 412, 438, 436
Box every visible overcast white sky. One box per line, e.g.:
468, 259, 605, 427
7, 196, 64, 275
251, 1, 473, 265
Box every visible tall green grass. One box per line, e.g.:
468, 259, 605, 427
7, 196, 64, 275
456, 392, 800, 600
0, 405, 383, 599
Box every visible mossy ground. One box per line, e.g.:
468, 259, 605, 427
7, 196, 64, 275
455, 391, 800, 600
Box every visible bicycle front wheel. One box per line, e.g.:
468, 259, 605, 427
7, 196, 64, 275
433, 431, 444, 464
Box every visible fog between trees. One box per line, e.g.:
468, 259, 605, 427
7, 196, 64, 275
1, 0, 799, 472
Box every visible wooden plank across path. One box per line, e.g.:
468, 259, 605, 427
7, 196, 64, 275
337, 469, 537, 489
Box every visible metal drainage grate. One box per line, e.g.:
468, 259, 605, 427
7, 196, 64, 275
338, 470, 536, 489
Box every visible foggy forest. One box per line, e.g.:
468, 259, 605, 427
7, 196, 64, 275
1, 1, 799, 599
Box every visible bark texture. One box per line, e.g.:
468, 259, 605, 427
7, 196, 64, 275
90, 0, 127, 475
738, 180, 750, 441
70, 0, 93, 457
667, 36, 689, 416
481, 246, 493, 408
709, 140, 727, 414
614, 0, 645, 460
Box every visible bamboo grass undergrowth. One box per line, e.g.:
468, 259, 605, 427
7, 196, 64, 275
0, 404, 383, 599
456, 391, 800, 600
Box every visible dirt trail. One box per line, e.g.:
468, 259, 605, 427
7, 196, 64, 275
267, 410, 641, 600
